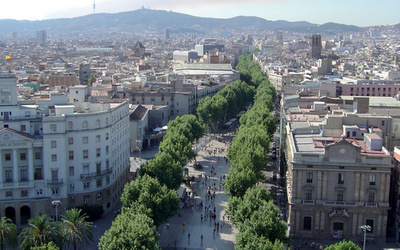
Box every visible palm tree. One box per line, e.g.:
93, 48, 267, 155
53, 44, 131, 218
0, 217, 17, 250
19, 214, 60, 250
61, 208, 94, 250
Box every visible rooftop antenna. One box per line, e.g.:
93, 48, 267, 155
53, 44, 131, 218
93, 0, 96, 14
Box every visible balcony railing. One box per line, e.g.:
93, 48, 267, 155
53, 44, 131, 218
47, 179, 63, 185
80, 168, 112, 180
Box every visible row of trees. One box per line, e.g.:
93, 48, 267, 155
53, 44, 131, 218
99, 114, 204, 249
223, 52, 288, 249
0, 208, 93, 250
197, 80, 255, 132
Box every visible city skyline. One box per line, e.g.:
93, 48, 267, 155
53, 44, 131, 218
2, 0, 400, 27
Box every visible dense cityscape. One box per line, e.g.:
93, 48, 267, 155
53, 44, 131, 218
0, 6, 400, 250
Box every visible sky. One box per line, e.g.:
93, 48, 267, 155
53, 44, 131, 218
1, 0, 399, 27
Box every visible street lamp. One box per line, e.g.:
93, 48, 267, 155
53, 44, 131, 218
360, 225, 371, 250
51, 200, 61, 222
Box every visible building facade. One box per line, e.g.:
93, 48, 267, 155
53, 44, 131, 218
0, 73, 130, 226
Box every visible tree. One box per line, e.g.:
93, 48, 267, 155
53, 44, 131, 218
235, 235, 285, 250
61, 208, 94, 250
325, 240, 361, 250
121, 175, 180, 226
0, 217, 17, 250
19, 214, 60, 250
159, 131, 196, 164
31, 242, 60, 250
139, 151, 183, 190
167, 114, 204, 143
223, 167, 257, 197
98, 210, 159, 250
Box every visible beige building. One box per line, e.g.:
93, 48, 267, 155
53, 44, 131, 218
286, 127, 391, 241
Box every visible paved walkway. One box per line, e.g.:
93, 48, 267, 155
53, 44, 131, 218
159, 133, 237, 250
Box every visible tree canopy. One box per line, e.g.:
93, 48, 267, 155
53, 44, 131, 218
325, 240, 361, 250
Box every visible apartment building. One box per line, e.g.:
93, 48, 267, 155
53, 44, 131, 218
0, 73, 130, 225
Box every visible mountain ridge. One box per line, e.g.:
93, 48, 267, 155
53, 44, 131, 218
0, 8, 370, 36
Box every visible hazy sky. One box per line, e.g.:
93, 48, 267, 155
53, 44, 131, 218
2, 0, 399, 27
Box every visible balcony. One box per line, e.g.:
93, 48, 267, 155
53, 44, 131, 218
323, 201, 357, 206
81, 168, 112, 180
302, 200, 315, 205
47, 179, 63, 185
366, 203, 378, 207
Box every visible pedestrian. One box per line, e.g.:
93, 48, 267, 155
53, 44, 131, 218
166, 223, 170, 230
201, 234, 204, 242
188, 233, 191, 241
183, 222, 186, 231
201, 214, 203, 222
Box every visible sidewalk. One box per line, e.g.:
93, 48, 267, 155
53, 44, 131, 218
159, 133, 237, 250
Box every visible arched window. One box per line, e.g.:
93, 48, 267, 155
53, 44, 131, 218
106, 118, 109, 126
95, 119, 100, 128
68, 121, 73, 130
82, 120, 88, 129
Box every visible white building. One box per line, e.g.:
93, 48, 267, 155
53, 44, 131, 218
0, 73, 130, 225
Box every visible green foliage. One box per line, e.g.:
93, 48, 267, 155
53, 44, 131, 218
19, 214, 61, 250
167, 114, 204, 143
224, 167, 257, 197
139, 151, 184, 190
75, 205, 104, 221
30, 241, 60, 250
235, 235, 285, 250
0, 216, 18, 250
325, 240, 361, 250
121, 175, 180, 226
98, 210, 159, 250
159, 131, 196, 164
61, 208, 94, 250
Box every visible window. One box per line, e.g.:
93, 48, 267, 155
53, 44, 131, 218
352, 131, 356, 136
68, 121, 73, 129
338, 173, 344, 184
106, 176, 110, 184
69, 166, 74, 176
5, 170, 12, 183
366, 219, 374, 233
370, 174, 376, 185
305, 190, 313, 201
21, 190, 28, 197
51, 154, 57, 161
303, 216, 312, 230
83, 150, 89, 159
70, 183, 75, 191
382, 120, 385, 126
83, 195, 91, 203
106, 133, 109, 140
97, 192, 103, 200
34, 168, 43, 180
84, 182, 90, 189
20, 169, 28, 182
20, 153, 26, 160
52, 188, 59, 195
5, 154, 11, 161
97, 179, 102, 187
83, 137, 88, 144
337, 190, 344, 202
51, 140, 57, 148
25, 111, 30, 117
6, 191, 12, 198
96, 119, 100, 128
35, 152, 41, 160
106, 146, 109, 154
368, 192, 375, 203
20, 124, 26, 131
50, 124, 57, 131
37, 189, 43, 196
96, 135, 100, 142
96, 148, 101, 157
69, 151, 74, 160
82, 120, 88, 129
306, 172, 313, 183
96, 163, 101, 174
68, 137, 73, 144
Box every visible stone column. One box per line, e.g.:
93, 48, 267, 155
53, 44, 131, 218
360, 173, 366, 201
380, 174, 385, 203
297, 170, 303, 199
322, 172, 328, 199
317, 171, 322, 199
28, 147, 34, 182
355, 173, 360, 201
12, 149, 18, 184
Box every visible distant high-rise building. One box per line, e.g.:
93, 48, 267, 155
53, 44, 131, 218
311, 34, 322, 59
276, 31, 283, 45
36, 30, 47, 43
164, 28, 170, 39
